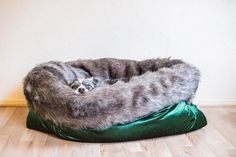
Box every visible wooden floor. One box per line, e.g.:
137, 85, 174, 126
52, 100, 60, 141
0, 107, 236, 157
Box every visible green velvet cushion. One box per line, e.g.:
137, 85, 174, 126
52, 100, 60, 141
26, 101, 207, 142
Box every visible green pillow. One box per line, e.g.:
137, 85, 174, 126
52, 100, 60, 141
26, 101, 207, 142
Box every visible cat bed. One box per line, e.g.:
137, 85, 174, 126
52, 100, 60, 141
26, 101, 207, 142
24, 58, 206, 142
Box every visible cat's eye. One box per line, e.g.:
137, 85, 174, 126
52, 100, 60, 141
71, 84, 78, 89
71, 81, 81, 89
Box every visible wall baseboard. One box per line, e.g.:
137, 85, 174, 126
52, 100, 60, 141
194, 99, 236, 107
0, 99, 236, 107
0, 99, 27, 107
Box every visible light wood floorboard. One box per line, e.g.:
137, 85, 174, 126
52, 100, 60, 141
0, 107, 235, 157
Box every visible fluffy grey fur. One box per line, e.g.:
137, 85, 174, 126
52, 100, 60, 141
23, 58, 200, 129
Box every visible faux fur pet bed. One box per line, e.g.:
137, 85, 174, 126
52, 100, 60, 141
24, 58, 207, 142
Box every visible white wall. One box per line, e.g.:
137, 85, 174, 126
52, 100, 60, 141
0, 0, 236, 106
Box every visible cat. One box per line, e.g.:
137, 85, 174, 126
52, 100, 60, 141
70, 77, 128, 94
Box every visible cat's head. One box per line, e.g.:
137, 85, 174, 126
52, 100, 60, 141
70, 77, 102, 94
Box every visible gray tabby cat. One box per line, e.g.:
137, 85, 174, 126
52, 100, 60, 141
23, 58, 200, 129
71, 77, 128, 94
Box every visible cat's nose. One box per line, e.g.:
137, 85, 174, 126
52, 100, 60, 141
78, 88, 85, 93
